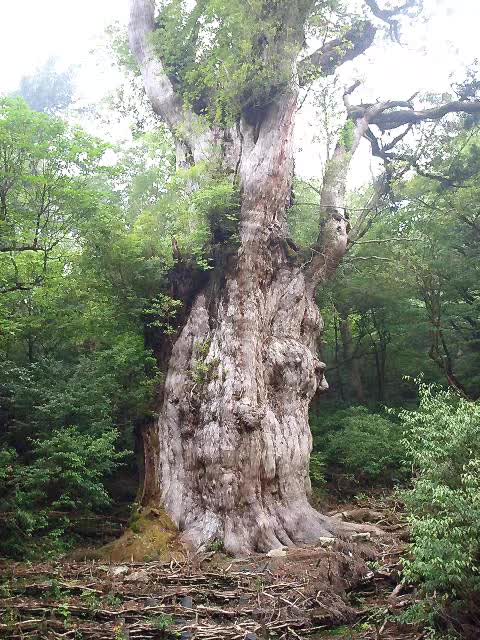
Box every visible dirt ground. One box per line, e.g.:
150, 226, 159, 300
0, 494, 424, 640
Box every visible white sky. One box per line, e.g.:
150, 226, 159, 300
0, 1, 129, 96
0, 0, 478, 182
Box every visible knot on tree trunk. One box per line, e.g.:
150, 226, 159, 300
234, 402, 266, 431
265, 338, 322, 398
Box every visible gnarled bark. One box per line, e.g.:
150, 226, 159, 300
140, 92, 338, 555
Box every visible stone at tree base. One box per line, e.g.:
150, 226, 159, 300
180, 595, 193, 608
351, 532, 371, 541
317, 536, 336, 548
145, 598, 159, 607
125, 569, 148, 582
341, 508, 384, 522
266, 547, 287, 558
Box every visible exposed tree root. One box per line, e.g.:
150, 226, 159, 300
0, 542, 371, 639
95, 501, 386, 562
0, 494, 422, 640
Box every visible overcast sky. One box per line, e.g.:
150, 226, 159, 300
0, 0, 478, 180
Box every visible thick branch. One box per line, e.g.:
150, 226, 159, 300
298, 21, 376, 85
306, 115, 370, 287
128, 0, 213, 163
129, 0, 183, 127
298, 0, 420, 84
365, 100, 480, 131
305, 88, 480, 288
348, 172, 390, 243
365, 0, 418, 21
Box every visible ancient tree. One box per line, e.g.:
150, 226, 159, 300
128, 0, 480, 554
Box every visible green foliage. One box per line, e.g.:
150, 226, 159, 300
0, 96, 107, 296
144, 295, 184, 334
309, 451, 327, 492
192, 359, 219, 385
0, 99, 167, 558
339, 119, 355, 151
192, 174, 240, 248
310, 406, 404, 486
121, 153, 240, 275
148, 613, 175, 631
318, 120, 480, 407
105, 23, 140, 76
207, 538, 225, 553
80, 590, 101, 611
400, 383, 480, 623
22, 427, 127, 510
288, 178, 321, 247
0, 428, 126, 558
191, 339, 219, 386
150, 0, 345, 124
151, 0, 295, 123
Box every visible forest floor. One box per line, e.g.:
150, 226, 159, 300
0, 494, 424, 640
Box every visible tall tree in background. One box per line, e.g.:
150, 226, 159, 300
128, 0, 480, 554
17, 58, 74, 114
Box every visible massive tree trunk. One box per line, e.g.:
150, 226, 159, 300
139, 92, 338, 555
128, 0, 480, 556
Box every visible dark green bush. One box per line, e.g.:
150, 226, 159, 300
310, 406, 405, 487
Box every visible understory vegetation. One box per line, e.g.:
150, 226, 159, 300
1, 14, 480, 638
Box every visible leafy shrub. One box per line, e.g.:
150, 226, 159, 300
310, 406, 404, 487
309, 451, 327, 494
400, 383, 480, 628
0, 428, 127, 558
20, 427, 127, 511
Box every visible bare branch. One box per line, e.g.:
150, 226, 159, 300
343, 81, 362, 110
0, 278, 43, 295
367, 100, 480, 131
348, 172, 390, 243
347, 255, 394, 262
365, 0, 420, 42
365, 0, 419, 20
351, 237, 421, 244
0, 245, 41, 253
298, 21, 376, 85
383, 124, 414, 151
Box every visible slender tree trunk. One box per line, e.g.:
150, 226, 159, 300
338, 312, 365, 404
